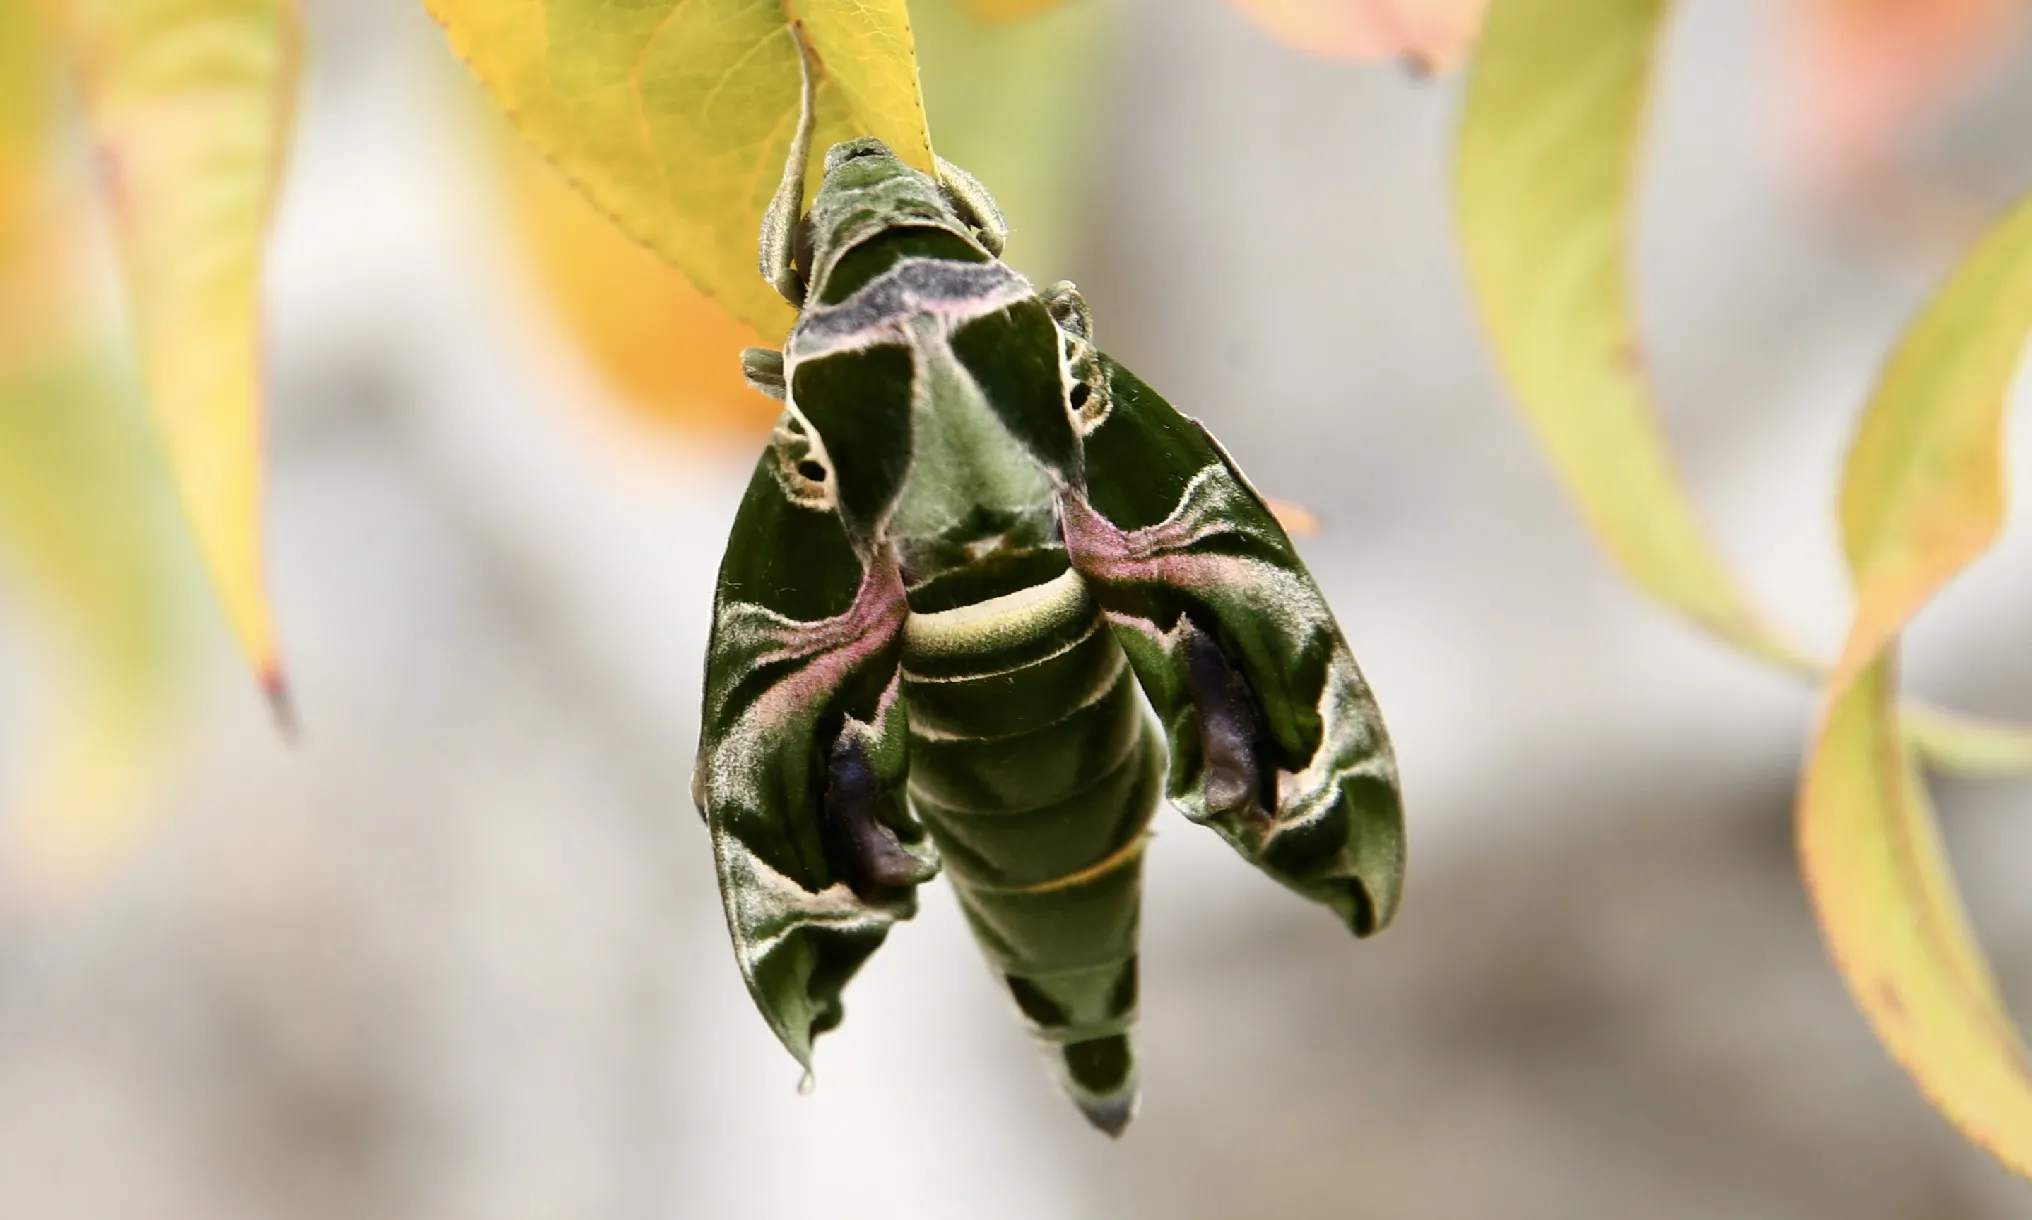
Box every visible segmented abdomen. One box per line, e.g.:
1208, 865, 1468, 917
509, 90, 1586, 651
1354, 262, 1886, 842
900, 567, 1162, 1131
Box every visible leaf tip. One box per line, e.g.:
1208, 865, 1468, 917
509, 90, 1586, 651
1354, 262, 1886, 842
260, 665, 298, 742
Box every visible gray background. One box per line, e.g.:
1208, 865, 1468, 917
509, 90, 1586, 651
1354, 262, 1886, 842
3, 0, 2032, 1216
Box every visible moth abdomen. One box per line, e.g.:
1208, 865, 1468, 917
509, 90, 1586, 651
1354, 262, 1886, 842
900, 568, 1162, 1134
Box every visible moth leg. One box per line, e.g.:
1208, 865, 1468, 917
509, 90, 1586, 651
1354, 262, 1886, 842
759, 22, 818, 306
1039, 280, 1093, 345
741, 347, 786, 400
936, 156, 1008, 256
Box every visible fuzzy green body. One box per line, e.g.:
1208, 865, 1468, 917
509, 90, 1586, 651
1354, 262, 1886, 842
697, 110, 1406, 1136
903, 569, 1160, 1117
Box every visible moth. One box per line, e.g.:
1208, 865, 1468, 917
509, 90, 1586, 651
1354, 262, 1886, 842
694, 29, 1404, 1137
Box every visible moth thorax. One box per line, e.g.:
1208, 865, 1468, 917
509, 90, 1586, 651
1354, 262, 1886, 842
888, 322, 1060, 588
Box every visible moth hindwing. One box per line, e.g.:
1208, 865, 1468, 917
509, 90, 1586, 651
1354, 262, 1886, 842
696, 24, 1404, 1137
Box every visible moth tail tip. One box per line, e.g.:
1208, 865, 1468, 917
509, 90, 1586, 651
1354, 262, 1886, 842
1077, 1091, 1138, 1138
1057, 1033, 1139, 1137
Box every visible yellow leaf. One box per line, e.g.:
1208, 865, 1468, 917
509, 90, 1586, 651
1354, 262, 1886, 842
65, 0, 301, 708
0, 348, 190, 900
1454, 0, 2032, 772
961, 0, 1079, 22
501, 124, 776, 435
1801, 190, 2032, 1178
1456, 0, 1800, 667
0, 3, 191, 899
1222, 0, 1486, 70
425, 0, 933, 339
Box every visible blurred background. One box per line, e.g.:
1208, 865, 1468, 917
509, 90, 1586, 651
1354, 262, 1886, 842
4, 0, 2032, 1216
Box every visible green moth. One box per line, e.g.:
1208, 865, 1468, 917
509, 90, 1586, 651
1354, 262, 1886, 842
694, 29, 1404, 1137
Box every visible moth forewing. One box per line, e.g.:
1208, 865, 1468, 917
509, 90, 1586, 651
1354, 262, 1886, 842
1058, 353, 1406, 936
697, 449, 938, 1067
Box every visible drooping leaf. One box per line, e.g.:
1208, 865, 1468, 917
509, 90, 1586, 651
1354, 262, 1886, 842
1800, 187, 2032, 1180
499, 119, 775, 435
1456, 0, 1801, 665
1454, 0, 2032, 771
1222, 0, 1485, 70
425, 0, 933, 338
66, 0, 301, 709
0, 347, 190, 899
0, 3, 191, 898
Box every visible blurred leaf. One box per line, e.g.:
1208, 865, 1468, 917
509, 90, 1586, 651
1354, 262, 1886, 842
0, 3, 190, 897
1804, 188, 2032, 1180
501, 128, 775, 435
1454, 0, 2032, 773
1456, 0, 1801, 667
1903, 704, 2032, 775
0, 348, 189, 899
1264, 496, 1321, 537
0, 1, 54, 267
1785, 0, 2020, 193
1222, 0, 1486, 70
66, 0, 301, 709
426, 0, 933, 339
961, 0, 1078, 20
911, 0, 1115, 280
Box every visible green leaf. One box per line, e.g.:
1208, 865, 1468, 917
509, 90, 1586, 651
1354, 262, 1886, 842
425, 0, 933, 338
0, 346, 191, 896
67, 0, 302, 707
0, 2, 191, 894
911, 0, 1117, 280
1453, 0, 2032, 773
1456, 0, 1799, 665
1799, 189, 2032, 1180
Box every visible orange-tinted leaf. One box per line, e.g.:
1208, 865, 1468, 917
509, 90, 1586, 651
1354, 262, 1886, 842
1785, 0, 2020, 191
0, 2, 191, 900
66, 0, 301, 707
961, 0, 1079, 21
1800, 188, 2032, 1179
1264, 495, 1321, 536
1223, 0, 1486, 70
502, 127, 774, 435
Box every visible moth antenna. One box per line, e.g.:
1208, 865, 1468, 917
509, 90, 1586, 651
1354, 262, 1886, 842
759, 21, 818, 306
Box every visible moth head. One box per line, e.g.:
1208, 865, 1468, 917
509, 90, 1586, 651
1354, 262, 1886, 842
801, 139, 1006, 300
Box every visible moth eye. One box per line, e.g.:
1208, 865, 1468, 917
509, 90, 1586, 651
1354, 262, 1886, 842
1069, 383, 1092, 411
797, 459, 827, 482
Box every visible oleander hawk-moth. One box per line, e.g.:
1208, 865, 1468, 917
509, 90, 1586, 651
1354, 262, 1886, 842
694, 29, 1405, 1137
